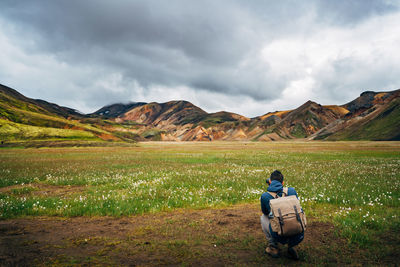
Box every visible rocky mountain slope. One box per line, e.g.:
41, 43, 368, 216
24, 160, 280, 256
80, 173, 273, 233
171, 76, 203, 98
1, 82, 399, 143
311, 90, 400, 140
90, 102, 147, 118
262, 101, 348, 139
93, 89, 399, 141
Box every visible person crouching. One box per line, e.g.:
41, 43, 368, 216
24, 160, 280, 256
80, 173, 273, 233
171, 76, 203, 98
260, 170, 305, 260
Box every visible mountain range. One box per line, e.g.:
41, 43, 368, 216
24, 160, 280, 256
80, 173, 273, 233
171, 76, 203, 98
0, 83, 399, 145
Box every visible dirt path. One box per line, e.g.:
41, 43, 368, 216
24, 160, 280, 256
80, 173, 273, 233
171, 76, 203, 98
0, 203, 373, 266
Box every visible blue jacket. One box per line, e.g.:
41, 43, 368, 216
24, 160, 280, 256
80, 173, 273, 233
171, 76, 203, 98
260, 180, 304, 247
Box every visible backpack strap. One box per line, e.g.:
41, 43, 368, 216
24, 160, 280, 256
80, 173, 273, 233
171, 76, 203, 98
282, 187, 288, 196
268, 191, 278, 198
268, 187, 289, 199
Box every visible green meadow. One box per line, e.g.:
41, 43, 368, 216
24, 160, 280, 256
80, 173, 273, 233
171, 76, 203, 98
0, 141, 399, 260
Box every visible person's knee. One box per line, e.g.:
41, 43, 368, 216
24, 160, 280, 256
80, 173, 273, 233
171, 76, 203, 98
288, 233, 304, 248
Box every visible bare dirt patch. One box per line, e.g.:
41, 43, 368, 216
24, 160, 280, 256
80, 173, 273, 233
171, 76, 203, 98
0, 203, 390, 266
0, 183, 86, 198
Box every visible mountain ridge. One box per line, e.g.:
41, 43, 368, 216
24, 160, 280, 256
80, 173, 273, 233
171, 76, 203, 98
0, 83, 399, 143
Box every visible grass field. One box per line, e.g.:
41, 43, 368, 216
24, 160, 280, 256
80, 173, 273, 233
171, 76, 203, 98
0, 141, 399, 265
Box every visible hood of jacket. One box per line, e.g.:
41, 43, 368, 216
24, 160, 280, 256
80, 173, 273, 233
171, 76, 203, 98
267, 180, 283, 193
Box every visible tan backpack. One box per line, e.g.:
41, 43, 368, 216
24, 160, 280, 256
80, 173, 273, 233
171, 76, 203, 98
268, 187, 307, 237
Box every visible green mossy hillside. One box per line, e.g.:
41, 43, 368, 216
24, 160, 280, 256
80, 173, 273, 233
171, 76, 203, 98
0, 119, 98, 141
328, 99, 400, 141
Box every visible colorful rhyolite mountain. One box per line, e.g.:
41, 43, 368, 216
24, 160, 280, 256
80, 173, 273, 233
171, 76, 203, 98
1, 83, 399, 143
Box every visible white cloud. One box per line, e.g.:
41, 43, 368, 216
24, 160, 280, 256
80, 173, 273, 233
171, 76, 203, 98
259, 11, 400, 109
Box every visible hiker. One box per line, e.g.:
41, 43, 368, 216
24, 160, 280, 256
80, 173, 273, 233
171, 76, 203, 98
260, 170, 305, 260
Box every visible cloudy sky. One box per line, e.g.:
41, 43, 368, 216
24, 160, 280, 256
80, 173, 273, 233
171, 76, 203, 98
1, 0, 399, 117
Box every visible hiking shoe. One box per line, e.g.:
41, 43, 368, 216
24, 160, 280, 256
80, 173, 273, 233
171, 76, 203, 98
287, 247, 299, 260
265, 245, 280, 258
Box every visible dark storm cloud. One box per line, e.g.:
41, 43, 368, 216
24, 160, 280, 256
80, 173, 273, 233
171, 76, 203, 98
7, 1, 247, 63
1, 1, 265, 97
0, 0, 399, 115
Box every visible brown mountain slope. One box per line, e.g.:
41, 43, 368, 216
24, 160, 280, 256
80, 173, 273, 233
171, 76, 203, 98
258, 110, 292, 121
113, 101, 251, 141
117, 101, 208, 126
270, 101, 347, 139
